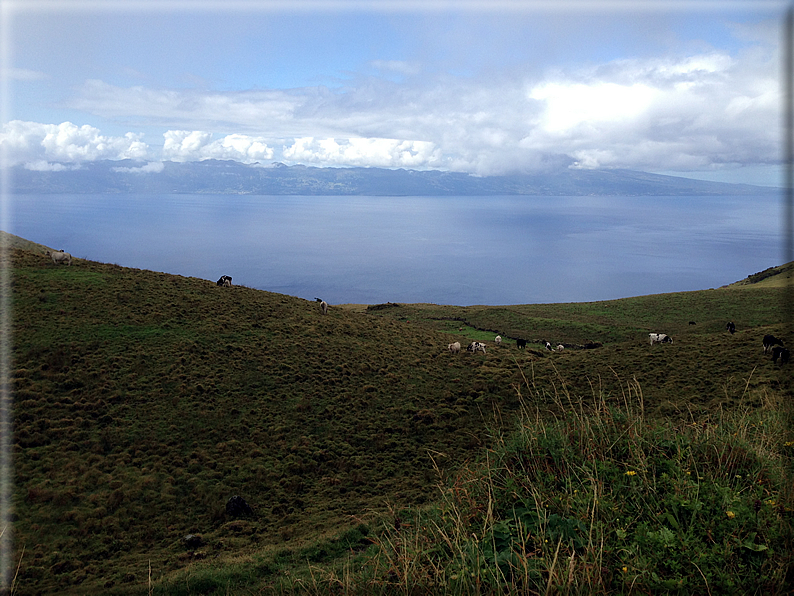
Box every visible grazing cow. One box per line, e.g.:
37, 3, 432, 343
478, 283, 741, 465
772, 345, 790, 365
448, 341, 461, 354
494, 335, 502, 345
314, 298, 328, 314
763, 334, 784, 354
689, 321, 696, 325
556, 344, 565, 351
47, 250, 72, 266
543, 340, 553, 351
726, 321, 736, 334
649, 333, 673, 345
516, 338, 527, 349
467, 341, 487, 354
216, 275, 232, 287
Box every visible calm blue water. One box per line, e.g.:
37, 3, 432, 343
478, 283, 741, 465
6, 193, 785, 305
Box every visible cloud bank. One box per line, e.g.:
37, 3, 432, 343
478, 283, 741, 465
162, 131, 274, 163
1, 121, 148, 167
1, 41, 781, 177
111, 161, 165, 174
282, 137, 443, 169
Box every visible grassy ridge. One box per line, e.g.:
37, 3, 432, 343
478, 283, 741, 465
729, 261, 794, 288
364, 288, 788, 344
6, 246, 793, 594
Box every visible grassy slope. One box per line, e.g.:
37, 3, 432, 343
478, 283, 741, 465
1, 230, 55, 255
10, 249, 525, 594
727, 261, 794, 288
8, 247, 793, 594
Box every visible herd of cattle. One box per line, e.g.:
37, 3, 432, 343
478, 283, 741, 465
446, 326, 790, 366
448, 336, 566, 354
43, 252, 789, 365
646, 327, 789, 365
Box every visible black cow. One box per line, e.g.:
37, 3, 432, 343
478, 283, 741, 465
216, 275, 232, 287
226, 495, 253, 517
516, 338, 527, 349
726, 321, 736, 334
772, 345, 790, 365
763, 334, 784, 354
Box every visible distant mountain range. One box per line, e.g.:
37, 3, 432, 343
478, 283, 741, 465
8, 159, 779, 196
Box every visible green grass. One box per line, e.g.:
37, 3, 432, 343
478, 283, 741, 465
346, 382, 793, 595
6, 246, 794, 594
729, 261, 794, 288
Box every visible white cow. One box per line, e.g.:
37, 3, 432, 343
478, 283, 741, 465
649, 333, 673, 345
556, 344, 564, 351
47, 250, 72, 266
448, 341, 461, 354
315, 298, 328, 314
494, 335, 502, 345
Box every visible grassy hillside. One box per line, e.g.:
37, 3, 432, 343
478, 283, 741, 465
1, 230, 56, 255
727, 261, 794, 288
6, 247, 793, 594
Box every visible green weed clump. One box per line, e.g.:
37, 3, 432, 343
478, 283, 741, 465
355, 376, 794, 595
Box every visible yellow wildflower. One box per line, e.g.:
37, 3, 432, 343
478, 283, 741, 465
625, 471, 637, 476
726, 511, 736, 519
622, 567, 628, 573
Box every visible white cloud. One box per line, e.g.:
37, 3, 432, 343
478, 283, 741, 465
282, 137, 443, 169
112, 161, 165, 174
162, 131, 274, 163
521, 50, 780, 171
23, 160, 79, 172
529, 82, 657, 133
0, 120, 149, 167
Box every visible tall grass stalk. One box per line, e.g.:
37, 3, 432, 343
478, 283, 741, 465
9, 542, 22, 596
360, 370, 794, 595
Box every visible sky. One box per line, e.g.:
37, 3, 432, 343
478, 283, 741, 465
0, 0, 790, 186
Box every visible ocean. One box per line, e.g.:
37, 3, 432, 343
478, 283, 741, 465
7, 193, 784, 305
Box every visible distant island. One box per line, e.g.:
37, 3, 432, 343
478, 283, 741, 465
8, 159, 779, 196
